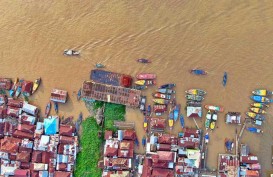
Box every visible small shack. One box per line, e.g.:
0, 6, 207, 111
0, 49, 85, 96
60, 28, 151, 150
187, 106, 202, 118
50, 89, 68, 103
21, 81, 33, 97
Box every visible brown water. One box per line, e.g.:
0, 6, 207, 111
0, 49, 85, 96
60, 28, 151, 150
1, 0, 273, 176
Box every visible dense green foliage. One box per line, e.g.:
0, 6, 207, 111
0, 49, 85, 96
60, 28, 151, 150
104, 103, 125, 131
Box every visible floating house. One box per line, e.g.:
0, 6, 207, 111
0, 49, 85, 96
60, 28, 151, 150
0, 78, 12, 90
186, 106, 202, 118
50, 89, 68, 103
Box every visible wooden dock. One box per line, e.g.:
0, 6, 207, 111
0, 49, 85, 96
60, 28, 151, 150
114, 121, 135, 129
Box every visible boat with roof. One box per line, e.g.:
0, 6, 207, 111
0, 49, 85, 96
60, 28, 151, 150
252, 89, 273, 96
185, 89, 206, 96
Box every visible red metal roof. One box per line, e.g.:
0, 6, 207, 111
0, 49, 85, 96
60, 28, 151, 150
123, 130, 136, 140
104, 130, 113, 140
105, 146, 118, 157
153, 151, 175, 162
0, 78, 12, 90
7, 98, 24, 108
151, 168, 174, 177
59, 136, 77, 144
21, 81, 33, 95
54, 171, 72, 177
142, 158, 153, 177
240, 155, 259, 164
16, 152, 31, 162
17, 124, 35, 134
150, 118, 166, 129
32, 151, 43, 163
158, 134, 172, 144
13, 130, 33, 140
50, 89, 68, 103
157, 144, 171, 151
14, 169, 30, 177
0, 137, 19, 153
59, 125, 75, 136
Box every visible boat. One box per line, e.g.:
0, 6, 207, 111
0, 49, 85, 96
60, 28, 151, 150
168, 119, 174, 130
251, 103, 269, 108
190, 69, 207, 75
225, 112, 241, 125
32, 77, 41, 94
140, 96, 146, 112
173, 104, 181, 121
153, 99, 169, 105
63, 49, 80, 56
153, 92, 171, 100
205, 110, 212, 130
205, 133, 209, 144
9, 78, 18, 97
186, 94, 204, 101
137, 58, 151, 63
245, 112, 265, 121
132, 85, 147, 90
77, 88, 81, 101
15, 80, 23, 98
54, 102, 59, 114
225, 139, 234, 152
146, 105, 151, 116
158, 83, 176, 89
251, 95, 272, 103
78, 112, 83, 124
247, 127, 263, 134
135, 138, 139, 148
153, 104, 167, 113
136, 73, 156, 80
210, 111, 218, 130
143, 117, 148, 132
223, 72, 228, 87
158, 88, 175, 94
45, 102, 51, 117
95, 63, 105, 68
180, 114, 185, 128
185, 89, 206, 96
250, 107, 266, 114
204, 105, 224, 112
135, 80, 156, 86
142, 136, 146, 146
187, 101, 202, 107
252, 89, 273, 96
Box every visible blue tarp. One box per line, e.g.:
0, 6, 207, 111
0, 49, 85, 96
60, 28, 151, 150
44, 117, 58, 135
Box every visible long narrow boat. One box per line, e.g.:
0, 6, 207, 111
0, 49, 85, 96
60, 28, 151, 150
250, 107, 266, 114
190, 69, 207, 75
135, 138, 139, 148
205, 110, 212, 130
136, 73, 156, 80
135, 80, 156, 86
222, 72, 228, 87
137, 58, 151, 63
251, 103, 269, 108
186, 94, 204, 101
142, 136, 146, 147
132, 85, 147, 90
15, 80, 23, 98
153, 92, 171, 100
45, 102, 51, 117
143, 117, 148, 132
209, 111, 218, 130
173, 104, 181, 121
54, 102, 59, 114
246, 112, 265, 121
146, 105, 151, 116
180, 114, 185, 128
252, 89, 273, 96
204, 105, 224, 112
168, 109, 174, 130
153, 99, 169, 105
185, 89, 206, 96
251, 95, 272, 103
32, 77, 41, 94
77, 88, 81, 101
158, 88, 175, 94
158, 83, 175, 89
9, 78, 18, 97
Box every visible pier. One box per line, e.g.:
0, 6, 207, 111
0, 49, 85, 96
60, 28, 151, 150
114, 121, 135, 129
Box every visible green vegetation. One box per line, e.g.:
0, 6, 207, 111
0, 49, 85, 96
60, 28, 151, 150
104, 103, 125, 131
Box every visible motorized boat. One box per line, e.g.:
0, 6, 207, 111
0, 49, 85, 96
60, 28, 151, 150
136, 58, 151, 63
143, 117, 148, 132
95, 63, 105, 68
205, 133, 209, 144
190, 69, 207, 75
173, 104, 181, 121
251, 103, 269, 108
210, 111, 218, 130
180, 114, 185, 128
252, 89, 273, 96
158, 83, 176, 89
54, 102, 59, 114
77, 88, 81, 101
153, 92, 171, 100
247, 127, 263, 134
153, 99, 169, 105
63, 49, 80, 56
32, 77, 41, 94
251, 95, 272, 103
205, 110, 212, 130
186, 94, 204, 102
225, 139, 234, 152
132, 85, 147, 90
169, 119, 174, 130
9, 77, 18, 97
204, 105, 224, 112
146, 105, 151, 116
245, 112, 265, 121
15, 80, 23, 98
135, 80, 156, 86
136, 73, 156, 80
158, 88, 175, 94
250, 107, 266, 114
223, 72, 228, 87
45, 102, 51, 117
168, 109, 174, 130
185, 89, 206, 96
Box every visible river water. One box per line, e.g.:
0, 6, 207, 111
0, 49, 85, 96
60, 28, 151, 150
0, 1, 273, 176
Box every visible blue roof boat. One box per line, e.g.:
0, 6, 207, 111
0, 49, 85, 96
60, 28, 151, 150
190, 69, 207, 75
223, 72, 228, 87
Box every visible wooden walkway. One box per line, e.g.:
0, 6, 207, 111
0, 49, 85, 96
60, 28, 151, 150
114, 121, 135, 129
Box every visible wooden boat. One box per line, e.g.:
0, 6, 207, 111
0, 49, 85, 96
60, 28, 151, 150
223, 72, 228, 87
204, 105, 224, 112
186, 94, 204, 101
252, 89, 273, 96
251, 95, 272, 103
146, 105, 151, 116
153, 92, 171, 100
246, 112, 265, 121
168, 119, 174, 130
158, 83, 175, 89
210, 111, 218, 130
168, 109, 174, 130
32, 77, 41, 94
173, 104, 181, 121
190, 69, 207, 75
153, 99, 169, 105
135, 138, 139, 148
250, 107, 266, 114
95, 63, 105, 68
136, 73, 156, 80
143, 117, 148, 132
185, 89, 206, 96
135, 80, 156, 86
247, 127, 263, 134
45, 102, 51, 117
153, 104, 167, 113
132, 85, 147, 90
137, 58, 151, 63
15, 80, 23, 98
205, 110, 212, 130
54, 102, 59, 114
158, 88, 175, 94
225, 138, 234, 152
251, 103, 269, 108
142, 136, 146, 146
77, 88, 81, 101
9, 78, 18, 97
63, 49, 80, 56
180, 114, 184, 128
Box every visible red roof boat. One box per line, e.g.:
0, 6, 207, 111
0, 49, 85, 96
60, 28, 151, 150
136, 73, 156, 80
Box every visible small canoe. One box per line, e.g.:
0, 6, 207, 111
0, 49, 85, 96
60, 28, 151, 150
251, 96, 271, 103
135, 80, 156, 86
169, 119, 174, 130
210, 121, 216, 130
186, 94, 204, 102
147, 105, 151, 116
190, 69, 207, 75
158, 88, 175, 94
136, 73, 156, 80
9, 78, 18, 97
153, 99, 169, 105
95, 63, 105, 68
137, 58, 151, 63
158, 83, 176, 89
204, 105, 224, 112
153, 92, 171, 100
54, 102, 59, 114
252, 89, 273, 96
143, 117, 148, 132
180, 114, 185, 128
135, 138, 139, 147
185, 89, 206, 96
45, 102, 51, 117
250, 107, 266, 114
205, 110, 212, 129
15, 80, 23, 98
77, 88, 81, 101
78, 112, 83, 124
246, 112, 256, 118
173, 104, 181, 121
32, 77, 41, 94
251, 103, 269, 108
223, 72, 228, 87
142, 136, 146, 146
132, 85, 147, 90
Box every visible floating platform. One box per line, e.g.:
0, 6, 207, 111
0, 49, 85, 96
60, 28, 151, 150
82, 81, 141, 108
218, 154, 239, 177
